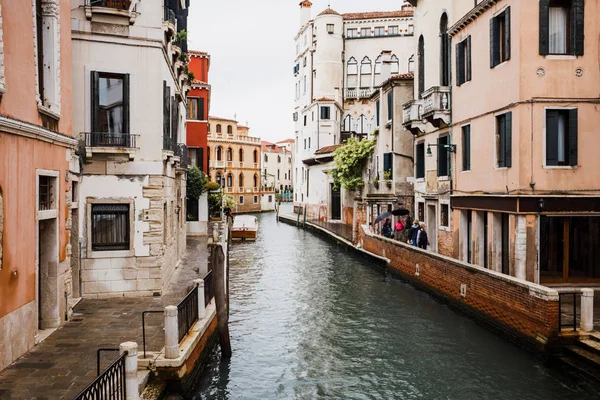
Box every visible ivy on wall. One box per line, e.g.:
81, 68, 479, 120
330, 138, 376, 190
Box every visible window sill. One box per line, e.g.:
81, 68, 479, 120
38, 209, 58, 221
461, 170, 471, 173
491, 60, 509, 69
88, 249, 135, 259
494, 166, 510, 170
415, 178, 425, 183
438, 176, 449, 181
544, 55, 577, 60
38, 104, 61, 121
543, 165, 577, 170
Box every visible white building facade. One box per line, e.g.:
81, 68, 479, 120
261, 141, 293, 201
72, 0, 190, 297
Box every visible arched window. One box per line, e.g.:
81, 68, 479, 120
239, 148, 244, 162
239, 173, 244, 188
391, 54, 400, 74
253, 149, 258, 163
408, 54, 415, 73
440, 13, 450, 86
216, 146, 222, 161
216, 172, 223, 187
227, 173, 233, 188
227, 147, 232, 161
343, 114, 352, 131
356, 114, 367, 134
347, 57, 358, 88
374, 55, 382, 86
227, 125, 233, 134
418, 35, 425, 97
360, 56, 372, 88
253, 174, 258, 188
216, 124, 222, 134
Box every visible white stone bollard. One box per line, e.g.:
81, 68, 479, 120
164, 305, 179, 359
580, 289, 594, 332
120, 341, 139, 400
194, 279, 206, 319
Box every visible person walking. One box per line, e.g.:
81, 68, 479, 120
409, 219, 420, 246
382, 218, 393, 238
417, 223, 429, 250
394, 218, 405, 241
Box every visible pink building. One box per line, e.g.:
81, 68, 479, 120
450, 0, 600, 284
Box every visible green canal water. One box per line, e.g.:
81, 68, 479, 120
189, 213, 600, 399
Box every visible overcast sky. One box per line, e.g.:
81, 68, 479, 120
188, 0, 408, 143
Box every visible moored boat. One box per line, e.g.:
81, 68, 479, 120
231, 215, 258, 241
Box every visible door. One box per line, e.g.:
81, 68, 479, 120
427, 204, 437, 252
331, 184, 341, 220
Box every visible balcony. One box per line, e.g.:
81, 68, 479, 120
163, 6, 176, 37
421, 86, 451, 127
85, 0, 137, 24
81, 132, 138, 160
210, 134, 261, 144
344, 87, 374, 100
175, 143, 188, 170
402, 100, 425, 135
209, 160, 226, 169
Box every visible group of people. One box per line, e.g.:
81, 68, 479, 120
380, 216, 429, 249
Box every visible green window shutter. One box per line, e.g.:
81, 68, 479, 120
568, 109, 578, 166
383, 152, 393, 174
539, 0, 550, 55
376, 100, 380, 127
123, 74, 130, 134
490, 17, 497, 68
91, 71, 100, 133
572, 0, 585, 56
456, 42, 464, 86
505, 112, 512, 168
504, 7, 511, 61
545, 110, 558, 166
466, 36, 472, 82
163, 81, 169, 139
387, 91, 393, 121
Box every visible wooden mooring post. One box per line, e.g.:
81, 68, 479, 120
210, 242, 231, 358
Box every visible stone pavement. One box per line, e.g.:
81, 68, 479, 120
0, 237, 208, 400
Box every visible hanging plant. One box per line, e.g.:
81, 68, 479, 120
330, 137, 375, 190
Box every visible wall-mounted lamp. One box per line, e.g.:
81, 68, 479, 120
426, 143, 456, 157
538, 198, 545, 212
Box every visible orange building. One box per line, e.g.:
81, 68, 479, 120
0, 0, 76, 372
186, 51, 210, 173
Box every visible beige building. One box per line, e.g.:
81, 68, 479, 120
449, 0, 600, 284
208, 117, 262, 213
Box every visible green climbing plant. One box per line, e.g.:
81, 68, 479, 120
187, 166, 207, 200
330, 137, 376, 190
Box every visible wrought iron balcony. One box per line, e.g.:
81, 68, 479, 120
421, 86, 451, 127
81, 132, 138, 160
163, 6, 176, 35
402, 100, 426, 135
87, 0, 130, 9
163, 136, 177, 152
85, 0, 137, 23
176, 143, 189, 169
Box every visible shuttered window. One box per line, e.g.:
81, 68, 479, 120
92, 72, 129, 134
455, 36, 471, 86
546, 109, 577, 166
383, 152, 393, 176
462, 125, 471, 171
387, 90, 393, 121
376, 100, 380, 127
418, 36, 425, 96
91, 204, 130, 251
437, 135, 449, 177
320, 106, 331, 120
539, 0, 584, 56
416, 142, 425, 179
496, 112, 512, 168
490, 7, 511, 68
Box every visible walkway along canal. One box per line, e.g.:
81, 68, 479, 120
186, 213, 600, 399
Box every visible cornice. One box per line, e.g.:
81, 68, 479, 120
449, 0, 500, 37
0, 115, 76, 148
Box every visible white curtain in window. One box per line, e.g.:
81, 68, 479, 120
549, 7, 568, 54
557, 113, 566, 163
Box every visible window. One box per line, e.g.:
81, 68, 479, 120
39, 175, 56, 211
374, 27, 385, 37
253, 150, 258, 163
254, 174, 258, 187
35, 0, 60, 113
239, 174, 244, 187
440, 204, 449, 228
227, 148, 232, 161
303, 115, 307, 126
462, 125, 471, 171
303, 57, 307, 67
268, 195, 273, 203
320, 106, 331, 120
327, 24, 334, 34
227, 125, 233, 134
303, 76, 306, 94
387, 91, 393, 121
189, 148, 204, 169
374, 55, 382, 87
227, 174, 233, 187
278, 155, 281, 163
188, 98, 204, 120
376, 101, 380, 127
383, 153, 393, 175
391, 54, 399, 74
418, 203, 425, 222
440, 14, 450, 86
418, 36, 425, 96
490, 7, 511, 68
416, 142, 425, 179
239, 196, 244, 204
388, 26, 399, 35
254, 196, 258, 204
347, 57, 358, 87
546, 109, 577, 166
216, 172, 222, 187
91, 204, 130, 251
496, 112, 512, 168
347, 28, 358, 38
92, 72, 129, 135
540, 0, 584, 56
264, 154, 268, 163
216, 146, 222, 161
308, 137, 311, 148
239, 148, 244, 162
456, 36, 472, 86
437, 136, 449, 177
216, 124, 222, 133
361, 27, 371, 37
293, 112, 298, 122
304, 139, 306, 149
277, 170, 280, 179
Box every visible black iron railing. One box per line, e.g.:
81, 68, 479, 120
141, 310, 163, 359
559, 291, 582, 331
82, 132, 138, 148
177, 285, 199, 342
74, 351, 127, 400
163, 6, 176, 26
87, 0, 131, 10
176, 143, 189, 168
203, 270, 214, 307
163, 136, 176, 152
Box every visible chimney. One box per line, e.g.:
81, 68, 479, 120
380, 50, 393, 84
299, 0, 312, 28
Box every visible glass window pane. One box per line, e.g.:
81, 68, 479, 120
98, 76, 124, 133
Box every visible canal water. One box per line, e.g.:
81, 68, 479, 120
190, 213, 600, 399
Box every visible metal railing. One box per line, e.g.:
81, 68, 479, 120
163, 136, 176, 152
74, 351, 127, 400
163, 6, 176, 26
141, 310, 163, 358
86, 0, 131, 10
176, 143, 189, 168
203, 270, 214, 307
558, 291, 582, 331
177, 285, 199, 342
82, 132, 138, 148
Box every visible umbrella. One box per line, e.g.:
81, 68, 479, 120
374, 212, 393, 225
392, 208, 410, 216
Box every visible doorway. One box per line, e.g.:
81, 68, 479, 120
38, 218, 60, 330
331, 184, 341, 221
427, 204, 437, 252
70, 209, 81, 298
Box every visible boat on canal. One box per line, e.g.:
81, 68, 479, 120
231, 215, 258, 241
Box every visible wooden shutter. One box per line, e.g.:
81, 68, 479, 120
539, 0, 550, 55
163, 81, 169, 139
123, 74, 130, 134
199, 98, 205, 121
572, 0, 585, 56
91, 71, 100, 133
504, 7, 511, 61
376, 101, 380, 126
490, 17, 500, 67
456, 42, 464, 86
171, 97, 178, 143
545, 110, 558, 166
504, 112, 512, 168
466, 36, 472, 82
383, 152, 393, 174
568, 109, 578, 166
463, 126, 471, 171
387, 91, 393, 121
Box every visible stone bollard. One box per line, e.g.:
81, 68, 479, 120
580, 289, 594, 332
194, 279, 206, 319
120, 341, 139, 400
164, 305, 179, 359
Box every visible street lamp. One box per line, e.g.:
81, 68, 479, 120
427, 143, 456, 157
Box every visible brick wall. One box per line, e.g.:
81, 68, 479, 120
438, 229, 454, 258
358, 225, 560, 350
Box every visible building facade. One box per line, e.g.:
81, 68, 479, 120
450, 0, 600, 284
261, 141, 293, 201
72, 0, 189, 298
186, 50, 210, 174
0, 0, 77, 372
208, 117, 262, 213
293, 1, 414, 223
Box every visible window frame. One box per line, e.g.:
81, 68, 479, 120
416, 142, 425, 179
91, 71, 130, 134
544, 107, 578, 167
86, 198, 135, 258
437, 135, 449, 178
455, 36, 472, 86
374, 26, 385, 37
327, 24, 335, 34
320, 106, 331, 120
347, 28, 358, 38
490, 7, 511, 68
360, 27, 372, 37
440, 203, 450, 229
540, 0, 584, 56
495, 111, 512, 169
388, 26, 399, 36
461, 124, 471, 172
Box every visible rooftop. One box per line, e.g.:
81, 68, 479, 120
315, 144, 342, 155
209, 116, 238, 123
261, 141, 289, 154
317, 8, 340, 16
277, 138, 295, 144
342, 9, 413, 20
189, 50, 209, 57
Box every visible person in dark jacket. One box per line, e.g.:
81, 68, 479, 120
381, 218, 393, 238
408, 219, 420, 246
417, 223, 429, 249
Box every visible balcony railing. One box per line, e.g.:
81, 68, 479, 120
83, 132, 138, 148
176, 143, 188, 168
345, 87, 358, 99
345, 87, 373, 99
402, 100, 423, 124
359, 87, 373, 98
421, 86, 451, 126
209, 160, 225, 169
163, 6, 176, 26
87, 0, 131, 10
210, 134, 261, 144
163, 136, 176, 152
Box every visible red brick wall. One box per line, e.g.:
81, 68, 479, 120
438, 229, 454, 258
359, 226, 559, 350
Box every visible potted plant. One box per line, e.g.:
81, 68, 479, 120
372, 175, 379, 189
384, 170, 392, 188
